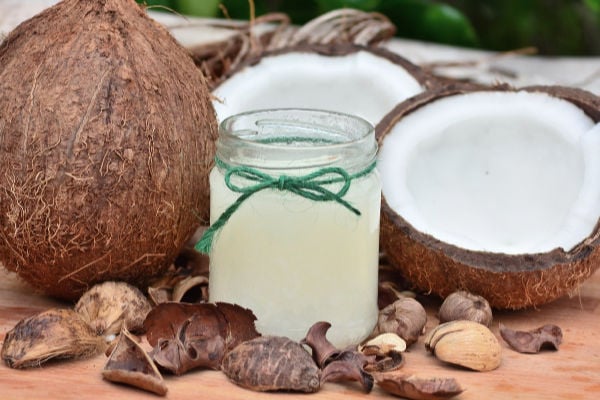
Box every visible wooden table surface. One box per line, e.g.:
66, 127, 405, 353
1, 2, 600, 399
1, 267, 599, 400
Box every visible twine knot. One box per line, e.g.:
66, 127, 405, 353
195, 159, 375, 254
278, 175, 287, 190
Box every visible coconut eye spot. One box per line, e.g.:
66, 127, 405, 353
379, 91, 599, 254
213, 51, 424, 125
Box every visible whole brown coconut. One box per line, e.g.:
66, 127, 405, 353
377, 84, 600, 309
0, 0, 217, 299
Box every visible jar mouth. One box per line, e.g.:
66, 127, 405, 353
217, 108, 377, 171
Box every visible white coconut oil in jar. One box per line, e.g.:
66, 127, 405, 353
202, 109, 381, 348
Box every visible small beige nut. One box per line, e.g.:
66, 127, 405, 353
424, 320, 501, 371
438, 291, 493, 327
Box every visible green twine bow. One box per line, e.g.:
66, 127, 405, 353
195, 158, 376, 254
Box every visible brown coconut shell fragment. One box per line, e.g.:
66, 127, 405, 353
301, 321, 340, 367
103, 328, 167, 396
377, 84, 600, 309
320, 350, 374, 393
143, 302, 258, 374
377, 375, 464, 400
0, 0, 217, 300
499, 323, 563, 353
221, 336, 321, 393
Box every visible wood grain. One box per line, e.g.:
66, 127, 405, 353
1, 267, 599, 399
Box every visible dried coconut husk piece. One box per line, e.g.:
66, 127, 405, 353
102, 328, 167, 396
377, 375, 464, 400
143, 302, 258, 374
377, 83, 600, 309
499, 323, 562, 353
1, 309, 105, 369
75, 281, 152, 336
221, 336, 321, 393
186, 9, 397, 87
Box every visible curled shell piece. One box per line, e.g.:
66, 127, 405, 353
102, 328, 167, 396
359, 333, 406, 373
301, 321, 340, 368
320, 350, 374, 393
499, 323, 562, 353
360, 333, 407, 355
144, 302, 258, 375
424, 320, 502, 371
172, 275, 209, 303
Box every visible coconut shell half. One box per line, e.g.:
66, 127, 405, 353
0, 0, 217, 299
377, 84, 600, 309
212, 44, 438, 125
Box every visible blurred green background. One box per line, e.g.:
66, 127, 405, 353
139, 0, 600, 55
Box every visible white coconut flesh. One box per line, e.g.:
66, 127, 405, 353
379, 91, 600, 255
213, 51, 424, 125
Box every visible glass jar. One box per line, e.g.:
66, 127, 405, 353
205, 109, 381, 348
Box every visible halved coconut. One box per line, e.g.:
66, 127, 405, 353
377, 84, 600, 309
212, 45, 435, 125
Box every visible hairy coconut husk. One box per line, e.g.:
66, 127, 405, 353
0, 0, 217, 299
377, 83, 600, 309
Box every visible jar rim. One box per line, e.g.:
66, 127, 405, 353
217, 108, 377, 171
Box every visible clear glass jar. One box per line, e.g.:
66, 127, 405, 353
207, 109, 381, 347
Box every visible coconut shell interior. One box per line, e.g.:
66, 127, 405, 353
212, 44, 438, 125
377, 84, 600, 309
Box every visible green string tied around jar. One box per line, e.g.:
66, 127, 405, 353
195, 158, 376, 254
